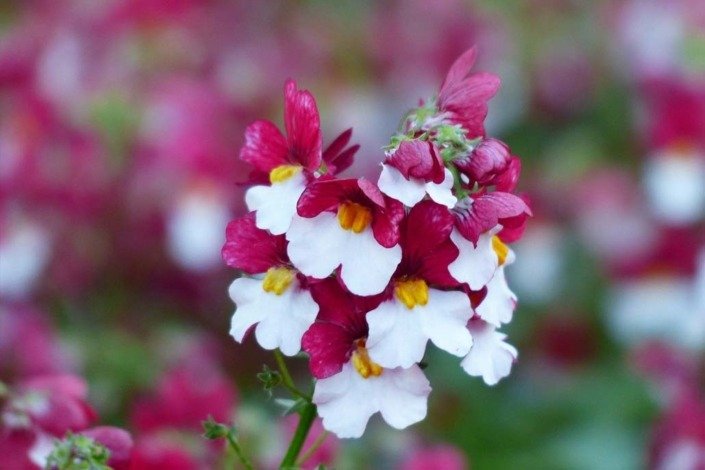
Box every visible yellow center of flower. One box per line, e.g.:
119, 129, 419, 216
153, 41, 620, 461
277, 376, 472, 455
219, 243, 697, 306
337, 202, 372, 233
269, 164, 302, 184
351, 339, 383, 379
394, 278, 429, 310
261, 267, 295, 295
492, 236, 509, 266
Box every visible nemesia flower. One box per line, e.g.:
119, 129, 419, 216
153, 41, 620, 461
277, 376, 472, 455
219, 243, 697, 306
460, 318, 517, 386
286, 178, 404, 296
223, 212, 318, 356
241, 80, 358, 236
366, 201, 473, 369
302, 278, 431, 438
377, 139, 457, 208
241, 79, 322, 235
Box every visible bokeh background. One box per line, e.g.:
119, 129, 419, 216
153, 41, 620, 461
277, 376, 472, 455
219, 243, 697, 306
1, 0, 704, 468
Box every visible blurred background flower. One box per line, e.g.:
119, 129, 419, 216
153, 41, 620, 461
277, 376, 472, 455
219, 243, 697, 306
1, 0, 703, 468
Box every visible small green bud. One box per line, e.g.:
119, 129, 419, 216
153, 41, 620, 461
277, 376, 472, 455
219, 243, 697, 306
45, 433, 111, 470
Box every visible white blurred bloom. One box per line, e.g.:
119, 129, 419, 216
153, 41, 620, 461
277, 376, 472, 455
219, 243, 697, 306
167, 189, 231, 271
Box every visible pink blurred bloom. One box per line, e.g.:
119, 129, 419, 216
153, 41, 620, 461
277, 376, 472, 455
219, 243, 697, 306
398, 443, 468, 470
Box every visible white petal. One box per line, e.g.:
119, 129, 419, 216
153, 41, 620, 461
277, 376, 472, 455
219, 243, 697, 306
339, 229, 401, 296
228, 277, 318, 356
461, 321, 517, 385
287, 212, 400, 296
286, 213, 346, 279
424, 168, 457, 208
313, 362, 379, 438
245, 172, 306, 235
418, 289, 473, 357
366, 300, 429, 369
377, 365, 431, 429
228, 278, 268, 342
448, 229, 498, 290
313, 361, 431, 438
476, 266, 517, 327
377, 164, 426, 207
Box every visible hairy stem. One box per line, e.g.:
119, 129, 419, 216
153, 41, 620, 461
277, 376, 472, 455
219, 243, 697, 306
225, 433, 254, 470
274, 349, 311, 401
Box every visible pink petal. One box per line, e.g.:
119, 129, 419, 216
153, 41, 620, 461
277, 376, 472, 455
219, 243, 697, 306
401, 200, 455, 261
302, 322, 356, 379
358, 177, 385, 207
495, 156, 522, 192
454, 192, 531, 244
438, 71, 501, 138
371, 195, 404, 248
82, 427, 133, 470
386, 140, 445, 183
440, 47, 478, 93
455, 138, 510, 185
222, 213, 288, 274
398, 201, 459, 286
239, 120, 288, 173
284, 79, 322, 171
327, 144, 358, 175
323, 128, 359, 175
297, 178, 359, 217
304, 279, 382, 379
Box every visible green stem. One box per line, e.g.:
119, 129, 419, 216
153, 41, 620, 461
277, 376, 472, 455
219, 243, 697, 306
279, 401, 317, 469
225, 433, 254, 470
296, 430, 329, 467
274, 349, 311, 401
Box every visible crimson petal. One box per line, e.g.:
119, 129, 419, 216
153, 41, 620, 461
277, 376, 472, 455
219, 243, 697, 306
284, 79, 322, 171
222, 213, 288, 274
239, 120, 288, 173
454, 192, 531, 244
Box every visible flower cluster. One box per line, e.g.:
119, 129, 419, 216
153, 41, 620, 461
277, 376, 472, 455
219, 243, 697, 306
223, 47, 531, 438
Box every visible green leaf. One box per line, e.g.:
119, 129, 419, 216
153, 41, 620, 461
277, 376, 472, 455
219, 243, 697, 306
275, 397, 309, 416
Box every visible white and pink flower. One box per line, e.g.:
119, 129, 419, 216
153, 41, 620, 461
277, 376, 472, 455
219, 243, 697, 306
223, 213, 318, 356
302, 279, 431, 439
365, 201, 473, 369
286, 177, 404, 296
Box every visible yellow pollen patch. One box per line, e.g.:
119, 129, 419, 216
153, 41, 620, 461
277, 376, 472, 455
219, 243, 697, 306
352, 340, 383, 379
492, 236, 509, 266
269, 165, 302, 184
337, 202, 373, 233
261, 267, 295, 295
394, 278, 429, 310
